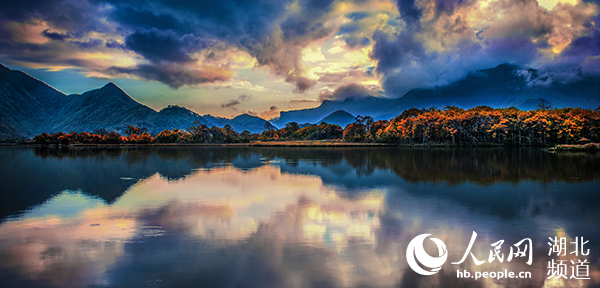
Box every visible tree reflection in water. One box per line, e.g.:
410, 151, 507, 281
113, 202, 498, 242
0, 146, 598, 287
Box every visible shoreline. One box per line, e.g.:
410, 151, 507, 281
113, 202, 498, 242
0, 140, 567, 148
547, 143, 600, 152
1, 141, 394, 148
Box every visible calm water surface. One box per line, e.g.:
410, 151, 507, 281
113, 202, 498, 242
0, 147, 599, 288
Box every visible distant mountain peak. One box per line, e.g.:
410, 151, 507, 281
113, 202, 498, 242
161, 104, 189, 111
70, 81, 145, 111
88, 82, 133, 101
328, 110, 354, 116
100, 82, 122, 92
318, 110, 355, 127
233, 113, 257, 119
158, 105, 198, 116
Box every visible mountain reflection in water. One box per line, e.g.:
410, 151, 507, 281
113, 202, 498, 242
0, 146, 598, 288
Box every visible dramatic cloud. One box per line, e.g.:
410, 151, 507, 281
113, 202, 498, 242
0, 0, 334, 90
124, 29, 208, 63
42, 29, 71, 41
319, 83, 379, 101
369, 0, 600, 96
109, 63, 234, 89
97, 0, 339, 91
0, 0, 599, 113
0, 0, 104, 33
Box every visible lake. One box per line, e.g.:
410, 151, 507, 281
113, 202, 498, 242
0, 146, 599, 288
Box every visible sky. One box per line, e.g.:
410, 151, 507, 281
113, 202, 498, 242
1, 0, 599, 119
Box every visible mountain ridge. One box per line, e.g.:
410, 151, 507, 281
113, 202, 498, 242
0, 64, 273, 137
318, 110, 355, 128
275, 63, 600, 126
2, 63, 599, 138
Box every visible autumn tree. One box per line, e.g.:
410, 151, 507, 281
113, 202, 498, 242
124, 125, 140, 137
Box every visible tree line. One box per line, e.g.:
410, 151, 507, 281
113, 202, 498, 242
32, 106, 599, 146
356, 106, 600, 145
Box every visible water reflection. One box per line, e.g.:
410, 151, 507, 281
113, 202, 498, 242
0, 147, 599, 287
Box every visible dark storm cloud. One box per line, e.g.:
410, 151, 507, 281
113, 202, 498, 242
0, 0, 106, 33
99, 0, 335, 90
3, 0, 599, 96
108, 63, 233, 89
98, 0, 288, 45
562, 29, 600, 59
280, 16, 312, 40
42, 30, 70, 41
373, 31, 543, 96
482, 36, 541, 64
0, 34, 105, 69
125, 28, 208, 63
0, 0, 114, 75
544, 27, 600, 75
72, 39, 103, 49
111, 7, 183, 31
396, 0, 422, 26
368, 0, 600, 97
0, 0, 336, 90
371, 28, 427, 74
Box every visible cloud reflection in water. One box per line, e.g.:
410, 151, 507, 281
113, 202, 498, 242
0, 147, 599, 288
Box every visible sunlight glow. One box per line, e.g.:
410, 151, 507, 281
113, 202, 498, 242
538, 0, 578, 10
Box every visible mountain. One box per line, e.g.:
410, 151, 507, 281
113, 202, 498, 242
202, 114, 230, 127
50, 83, 157, 133
54, 85, 214, 134
318, 110, 355, 128
153, 105, 211, 132
0, 63, 277, 138
388, 63, 600, 118
275, 63, 600, 126
274, 96, 390, 127
0, 63, 68, 138
0, 64, 219, 138
3, 62, 599, 138
229, 114, 276, 133
203, 113, 275, 134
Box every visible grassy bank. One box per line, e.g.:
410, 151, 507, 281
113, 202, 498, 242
249, 140, 394, 147
548, 143, 600, 152
2, 140, 561, 148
